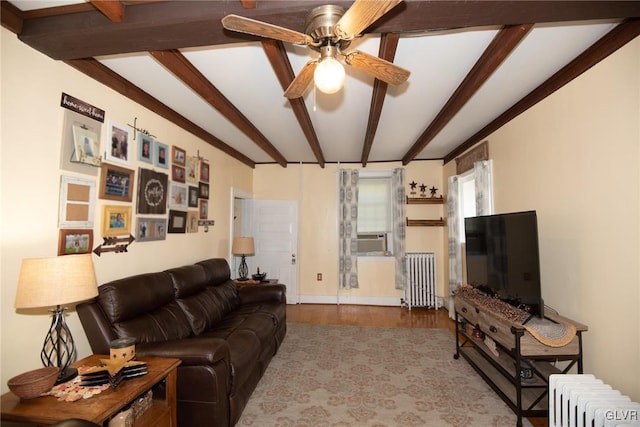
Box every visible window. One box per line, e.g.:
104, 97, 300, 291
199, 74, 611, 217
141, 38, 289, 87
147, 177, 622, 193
357, 172, 393, 255
458, 171, 477, 243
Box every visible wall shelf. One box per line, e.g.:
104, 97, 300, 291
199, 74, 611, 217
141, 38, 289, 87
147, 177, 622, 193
406, 196, 445, 204
406, 218, 446, 227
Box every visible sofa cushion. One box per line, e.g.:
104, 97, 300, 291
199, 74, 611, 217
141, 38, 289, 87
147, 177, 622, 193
197, 258, 232, 285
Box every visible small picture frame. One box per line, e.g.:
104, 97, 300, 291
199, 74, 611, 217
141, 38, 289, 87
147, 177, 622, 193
72, 124, 101, 166
138, 133, 154, 164
169, 182, 188, 210
155, 141, 169, 169
59, 175, 96, 228
186, 211, 199, 233
198, 182, 209, 200
199, 161, 210, 183
172, 165, 186, 183
188, 186, 199, 208
136, 217, 167, 242
199, 199, 208, 219
58, 229, 93, 255
99, 163, 134, 202
102, 205, 132, 237
186, 156, 199, 184
168, 210, 187, 233
172, 146, 186, 166
105, 121, 130, 165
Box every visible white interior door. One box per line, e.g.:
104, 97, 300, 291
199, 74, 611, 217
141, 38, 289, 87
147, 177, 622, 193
241, 199, 298, 304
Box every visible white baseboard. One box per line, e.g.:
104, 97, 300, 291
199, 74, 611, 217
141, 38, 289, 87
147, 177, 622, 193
297, 295, 402, 306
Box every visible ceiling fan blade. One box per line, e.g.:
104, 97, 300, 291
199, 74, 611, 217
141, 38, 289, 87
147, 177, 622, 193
344, 50, 410, 86
335, 0, 402, 39
222, 14, 313, 45
284, 60, 318, 99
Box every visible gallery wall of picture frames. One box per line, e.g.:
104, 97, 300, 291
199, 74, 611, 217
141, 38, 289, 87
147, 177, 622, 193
57, 93, 213, 256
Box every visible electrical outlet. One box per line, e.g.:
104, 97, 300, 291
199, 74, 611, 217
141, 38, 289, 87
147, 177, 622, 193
317, 273, 322, 281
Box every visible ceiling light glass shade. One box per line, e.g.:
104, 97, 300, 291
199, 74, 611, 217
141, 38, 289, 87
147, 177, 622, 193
314, 56, 346, 94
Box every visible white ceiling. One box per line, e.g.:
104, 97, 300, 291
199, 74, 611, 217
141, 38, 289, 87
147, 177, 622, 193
7, 1, 636, 166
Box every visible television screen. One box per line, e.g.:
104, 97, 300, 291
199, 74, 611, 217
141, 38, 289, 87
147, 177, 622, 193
464, 210, 544, 318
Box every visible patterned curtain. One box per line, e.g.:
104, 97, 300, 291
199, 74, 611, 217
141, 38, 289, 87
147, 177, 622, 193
474, 160, 493, 216
447, 175, 462, 318
338, 169, 359, 289
392, 168, 406, 290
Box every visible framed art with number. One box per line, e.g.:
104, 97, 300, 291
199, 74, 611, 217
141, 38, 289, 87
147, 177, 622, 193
99, 163, 134, 202
105, 121, 130, 165
59, 175, 96, 228
102, 205, 132, 237
58, 229, 93, 255
136, 217, 167, 242
168, 210, 187, 233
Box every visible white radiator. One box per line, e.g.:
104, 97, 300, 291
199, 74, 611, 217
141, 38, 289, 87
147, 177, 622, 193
404, 252, 438, 310
549, 374, 640, 427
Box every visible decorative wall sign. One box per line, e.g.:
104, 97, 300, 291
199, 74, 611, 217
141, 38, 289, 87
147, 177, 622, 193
60, 93, 105, 123
138, 133, 154, 164
58, 229, 93, 255
102, 205, 132, 237
99, 163, 134, 202
137, 168, 168, 214
93, 235, 135, 256
168, 210, 187, 233
155, 141, 169, 169
136, 217, 167, 242
106, 121, 130, 165
59, 175, 96, 228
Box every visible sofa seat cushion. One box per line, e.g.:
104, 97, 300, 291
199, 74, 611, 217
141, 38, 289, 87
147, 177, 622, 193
235, 302, 286, 329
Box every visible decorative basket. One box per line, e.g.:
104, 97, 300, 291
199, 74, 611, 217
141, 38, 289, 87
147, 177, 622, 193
7, 367, 59, 399
252, 272, 267, 281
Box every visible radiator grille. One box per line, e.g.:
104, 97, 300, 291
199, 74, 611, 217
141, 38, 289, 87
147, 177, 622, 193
404, 252, 438, 310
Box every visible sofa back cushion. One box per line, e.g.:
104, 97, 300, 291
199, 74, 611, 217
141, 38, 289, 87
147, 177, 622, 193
96, 272, 193, 343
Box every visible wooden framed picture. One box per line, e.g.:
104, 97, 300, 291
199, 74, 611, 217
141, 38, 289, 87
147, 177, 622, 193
168, 210, 187, 233
58, 229, 93, 255
155, 141, 169, 169
138, 133, 154, 164
169, 182, 188, 210
99, 163, 134, 202
105, 121, 130, 165
59, 175, 96, 228
186, 211, 199, 233
136, 217, 167, 242
172, 146, 186, 166
72, 124, 101, 166
199, 161, 210, 183
102, 205, 132, 237
172, 165, 186, 183
188, 186, 199, 208
198, 182, 209, 200
137, 168, 168, 214
199, 199, 208, 219
186, 156, 199, 184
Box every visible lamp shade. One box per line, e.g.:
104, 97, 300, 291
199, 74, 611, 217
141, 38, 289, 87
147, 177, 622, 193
314, 56, 346, 94
15, 254, 98, 309
232, 237, 255, 256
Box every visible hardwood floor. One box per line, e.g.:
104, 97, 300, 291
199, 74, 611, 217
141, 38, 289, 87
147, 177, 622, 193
286, 304, 547, 427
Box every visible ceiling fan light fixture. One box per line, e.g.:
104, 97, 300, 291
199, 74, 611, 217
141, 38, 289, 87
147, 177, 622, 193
314, 45, 345, 94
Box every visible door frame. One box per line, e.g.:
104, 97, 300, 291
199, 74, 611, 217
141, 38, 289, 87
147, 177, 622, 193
229, 187, 252, 271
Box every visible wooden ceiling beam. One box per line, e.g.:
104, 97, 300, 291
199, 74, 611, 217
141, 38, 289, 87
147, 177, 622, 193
64, 57, 256, 168
402, 23, 533, 165
90, 1, 126, 23
360, 33, 400, 167
149, 49, 288, 167
13, 1, 640, 61
443, 18, 640, 164
1, 1, 24, 33
262, 40, 326, 168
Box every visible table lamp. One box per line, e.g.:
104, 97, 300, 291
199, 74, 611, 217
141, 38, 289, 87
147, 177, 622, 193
14, 254, 99, 384
231, 237, 254, 281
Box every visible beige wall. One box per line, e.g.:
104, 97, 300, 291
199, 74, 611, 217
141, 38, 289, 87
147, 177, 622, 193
444, 38, 640, 400
0, 28, 253, 392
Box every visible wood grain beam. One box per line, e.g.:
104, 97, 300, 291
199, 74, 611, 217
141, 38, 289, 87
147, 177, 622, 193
262, 40, 326, 167
1, 1, 24, 33
149, 49, 288, 167
64, 57, 256, 168
360, 33, 400, 167
443, 18, 640, 164
402, 23, 533, 165
90, 1, 125, 23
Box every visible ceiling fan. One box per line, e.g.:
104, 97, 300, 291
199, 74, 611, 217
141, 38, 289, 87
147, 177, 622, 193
221, 0, 411, 98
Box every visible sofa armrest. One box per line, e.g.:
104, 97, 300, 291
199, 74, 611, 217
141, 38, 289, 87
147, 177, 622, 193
238, 284, 286, 305
136, 337, 230, 366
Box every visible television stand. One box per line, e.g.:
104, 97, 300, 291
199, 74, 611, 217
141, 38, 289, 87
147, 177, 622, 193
453, 293, 588, 427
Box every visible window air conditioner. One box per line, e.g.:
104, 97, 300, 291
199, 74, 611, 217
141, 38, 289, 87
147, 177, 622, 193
357, 234, 387, 253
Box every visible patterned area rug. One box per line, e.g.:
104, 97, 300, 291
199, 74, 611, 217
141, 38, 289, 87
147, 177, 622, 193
238, 323, 532, 427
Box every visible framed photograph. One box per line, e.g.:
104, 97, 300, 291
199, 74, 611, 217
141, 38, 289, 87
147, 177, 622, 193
137, 168, 168, 214
138, 133, 154, 164
99, 163, 134, 202
169, 182, 188, 210
105, 121, 130, 165
155, 141, 169, 169
102, 205, 132, 237
198, 182, 209, 200
172, 165, 186, 183
58, 229, 93, 255
59, 175, 96, 228
199, 161, 210, 183
172, 146, 186, 166
188, 186, 199, 208
72, 124, 101, 166
136, 217, 167, 242
199, 199, 208, 219
187, 211, 199, 233
168, 210, 187, 233
186, 156, 199, 184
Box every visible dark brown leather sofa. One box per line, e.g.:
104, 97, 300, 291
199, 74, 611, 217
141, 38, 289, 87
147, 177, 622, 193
77, 258, 286, 427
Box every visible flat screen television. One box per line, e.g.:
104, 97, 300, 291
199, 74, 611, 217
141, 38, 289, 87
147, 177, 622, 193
464, 210, 544, 319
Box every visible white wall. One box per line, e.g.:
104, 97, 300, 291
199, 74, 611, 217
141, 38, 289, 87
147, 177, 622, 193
0, 28, 252, 393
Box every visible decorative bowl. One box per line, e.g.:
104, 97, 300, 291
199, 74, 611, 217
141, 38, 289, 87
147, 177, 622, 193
7, 366, 59, 399
252, 272, 267, 282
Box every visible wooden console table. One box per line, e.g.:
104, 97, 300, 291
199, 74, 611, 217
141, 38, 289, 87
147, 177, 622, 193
1, 355, 180, 426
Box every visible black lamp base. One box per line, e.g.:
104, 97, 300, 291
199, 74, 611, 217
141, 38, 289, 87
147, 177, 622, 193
55, 367, 78, 385
237, 255, 249, 281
